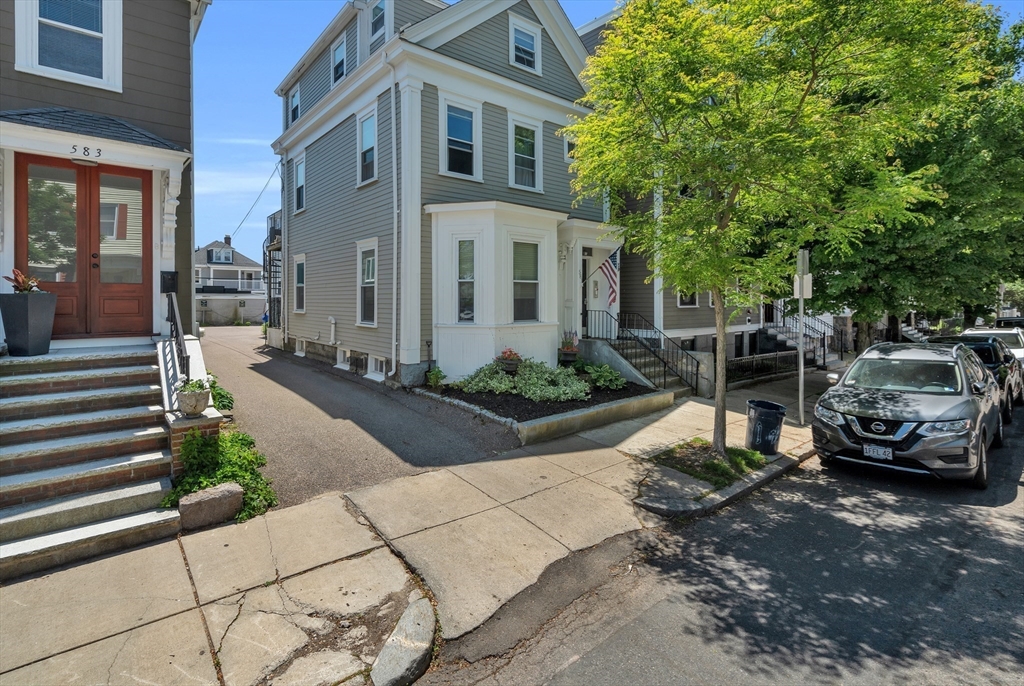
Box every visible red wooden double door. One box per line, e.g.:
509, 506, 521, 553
15, 153, 153, 337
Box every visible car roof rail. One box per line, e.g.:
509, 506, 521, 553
951, 342, 965, 356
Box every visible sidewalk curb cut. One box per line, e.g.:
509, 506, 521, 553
635, 449, 816, 520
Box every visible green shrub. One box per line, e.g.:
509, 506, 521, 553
162, 429, 277, 521
208, 375, 235, 411
425, 366, 446, 388
514, 360, 590, 402
460, 362, 516, 394
584, 364, 627, 390
571, 356, 591, 372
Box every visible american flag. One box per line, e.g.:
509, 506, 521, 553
598, 248, 620, 307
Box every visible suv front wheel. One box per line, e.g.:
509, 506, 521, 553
971, 438, 989, 490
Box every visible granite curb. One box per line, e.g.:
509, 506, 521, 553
634, 448, 817, 519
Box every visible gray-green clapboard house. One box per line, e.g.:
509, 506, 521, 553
269, 0, 758, 386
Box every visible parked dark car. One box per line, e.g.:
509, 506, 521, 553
995, 316, 1024, 329
929, 335, 1024, 422
813, 343, 1003, 489
964, 327, 1024, 362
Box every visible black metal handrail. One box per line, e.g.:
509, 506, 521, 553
726, 350, 802, 382
584, 310, 699, 393
167, 292, 190, 381
766, 302, 848, 366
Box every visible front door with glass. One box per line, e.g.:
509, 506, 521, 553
15, 154, 152, 337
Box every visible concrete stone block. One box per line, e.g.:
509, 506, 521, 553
179, 482, 243, 531
370, 598, 435, 686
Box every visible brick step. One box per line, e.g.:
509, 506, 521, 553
0, 346, 157, 378
0, 450, 172, 509
0, 478, 171, 542
0, 384, 163, 421
0, 426, 169, 477
0, 365, 160, 399
0, 509, 180, 582
0, 405, 166, 445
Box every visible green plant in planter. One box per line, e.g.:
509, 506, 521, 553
179, 378, 209, 393
0, 268, 58, 356
584, 364, 627, 390
426, 366, 446, 388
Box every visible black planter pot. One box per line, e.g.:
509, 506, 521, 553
0, 292, 58, 356
498, 358, 522, 375
558, 350, 578, 366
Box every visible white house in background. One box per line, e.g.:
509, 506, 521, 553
194, 235, 265, 325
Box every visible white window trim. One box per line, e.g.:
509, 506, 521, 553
564, 137, 576, 164
293, 153, 306, 214
366, 355, 387, 382
708, 291, 715, 308
335, 347, 350, 370
289, 85, 301, 124
369, 0, 387, 42
508, 13, 542, 76
356, 104, 378, 187
677, 292, 699, 308
455, 236, 476, 324
356, 237, 379, 328
331, 35, 347, 86
508, 113, 544, 193
437, 90, 483, 183
294, 339, 307, 357
293, 253, 306, 314
14, 0, 123, 92
511, 238, 541, 323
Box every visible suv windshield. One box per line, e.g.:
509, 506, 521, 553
988, 331, 1024, 350
843, 359, 963, 394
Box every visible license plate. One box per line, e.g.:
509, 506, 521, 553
863, 444, 893, 460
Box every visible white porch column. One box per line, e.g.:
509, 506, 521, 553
399, 77, 423, 364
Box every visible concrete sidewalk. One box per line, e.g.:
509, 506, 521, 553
347, 372, 828, 642
0, 495, 423, 686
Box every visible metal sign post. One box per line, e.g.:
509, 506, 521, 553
796, 249, 809, 426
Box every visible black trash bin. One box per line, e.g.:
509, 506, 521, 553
745, 400, 787, 455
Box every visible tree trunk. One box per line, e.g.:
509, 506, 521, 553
887, 314, 902, 342
713, 286, 728, 456
855, 319, 873, 353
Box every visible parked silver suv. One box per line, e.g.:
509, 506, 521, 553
812, 343, 1003, 489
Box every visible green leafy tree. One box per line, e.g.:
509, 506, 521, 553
27, 179, 78, 278
568, 0, 990, 454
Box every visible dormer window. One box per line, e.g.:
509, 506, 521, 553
370, 0, 385, 39
289, 87, 300, 124
14, 0, 123, 92
209, 248, 233, 264
332, 37, 346, 83
509, 15, 541, 75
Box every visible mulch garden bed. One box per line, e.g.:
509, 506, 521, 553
434, 381, 656, 423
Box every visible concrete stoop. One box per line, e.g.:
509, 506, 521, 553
0, 345, 181, 581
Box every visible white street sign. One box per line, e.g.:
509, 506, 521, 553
793, 274, 812, 299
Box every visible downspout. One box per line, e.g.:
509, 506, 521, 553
281, 149, 289, 346
383, 48, 399, 381
328, 316, 336, 345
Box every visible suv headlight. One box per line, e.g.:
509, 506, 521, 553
814, 404, 845, 426
919, 419, 972, 436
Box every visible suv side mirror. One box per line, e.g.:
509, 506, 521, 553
971, 381, 986, 395
1005, 354, 1015, 364
826, 372, 840, 385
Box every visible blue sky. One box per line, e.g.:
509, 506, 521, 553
192, 0, 1024, 265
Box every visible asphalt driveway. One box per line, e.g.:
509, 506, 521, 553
199, 326, 520, 507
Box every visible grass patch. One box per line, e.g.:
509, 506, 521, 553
652, 438, 769, 490
161, 428, 278, 521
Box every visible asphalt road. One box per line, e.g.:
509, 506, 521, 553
424, 407, 1024, 685
199, 327, 520, 507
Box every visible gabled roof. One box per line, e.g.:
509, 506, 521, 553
401, 0, 590, 91
195, 241, 263, 269
0, 108, 188, 152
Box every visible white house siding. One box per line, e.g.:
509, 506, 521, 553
284, 88, 396, 363
433, 2, 586, 102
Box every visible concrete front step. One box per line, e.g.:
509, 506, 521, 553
0, 405, 166, 444
0, 346, 157, 378
0, 478, 172, 542
0, 450, 173, 509
0, 384, 164, 421
0, 426, 169, 476
0, 509, 181, 581
0, 365, 160, 399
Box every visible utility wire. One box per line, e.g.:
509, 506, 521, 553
231, 161, 281, 238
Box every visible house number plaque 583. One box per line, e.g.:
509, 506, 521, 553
70, 145, 102, 158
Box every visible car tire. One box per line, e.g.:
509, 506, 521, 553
1015, 383, 1024, 407
1003, 397, 1014, 425
993, 412, 1004, 449
971, 439, 989, 490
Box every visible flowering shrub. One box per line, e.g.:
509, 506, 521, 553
559, 330, 579, 352
497, 347, 523, 361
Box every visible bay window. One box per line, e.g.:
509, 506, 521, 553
513, 242, 539, 322
458, 240, 475, 323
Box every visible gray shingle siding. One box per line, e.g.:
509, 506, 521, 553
284, 18, 358, 132
370, 33, 385, 56
620, 251, 654, 321
663, 289, 761, 331
579, 24, 608, 55
285, 89, 396, 359
433, 2, 585, 103
396, 0, 443, 33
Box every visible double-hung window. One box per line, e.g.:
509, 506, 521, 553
358, 240, 377, 326
446, 105, 474, 177
293, 255, 306, 313
678, 292, 698, 307
289, 87, 300, 124
359, 111, 376, 184
332, 37, 346, 83
513, 242, 539, 322
294, 157, 306, 212
508, 15, 541, 74
14, 0, 123, 91
458, 240, 475, 323
370, 0, 385, 39
509, 116, 542, 191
